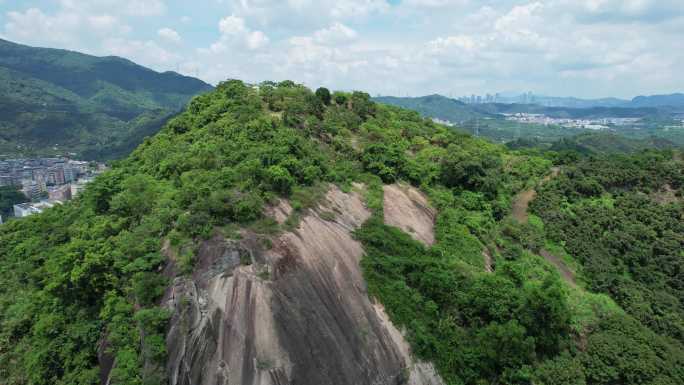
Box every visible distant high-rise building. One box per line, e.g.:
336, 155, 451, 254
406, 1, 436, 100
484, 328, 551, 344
21, 179, 45, 201
47, 167, 66, 185
48, 185, 72, 202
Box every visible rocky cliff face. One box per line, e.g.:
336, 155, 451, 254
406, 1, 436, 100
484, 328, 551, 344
164, 184, 443, 385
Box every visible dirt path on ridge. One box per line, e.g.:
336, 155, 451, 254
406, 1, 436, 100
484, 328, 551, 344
511, 167, 559, 224
511, 167, 576, 286
511, 189, 537, 223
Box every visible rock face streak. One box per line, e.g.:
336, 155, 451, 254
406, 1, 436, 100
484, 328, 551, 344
165, 185, 443, 385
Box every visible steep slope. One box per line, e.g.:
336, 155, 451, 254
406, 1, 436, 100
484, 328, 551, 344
0, 38, 212, 159
531, 152, 684, 343
164, 185, 442, 385
1, 80, 683, 385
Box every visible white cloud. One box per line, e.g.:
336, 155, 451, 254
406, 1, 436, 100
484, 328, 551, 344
208, 14, 269, 53
402, 0, 469, 8
428, 35, 477, 53
245, 30, 268, 49
103, 37, 179, 67
158, 27, 181, 44
313, 22, 357, 45
329, 0, 389, 19
58, 0, 166, 17
226, 0, 389, 30
5, 8, 81, 45
557, 0, 684, 23
2, 0, 683, 97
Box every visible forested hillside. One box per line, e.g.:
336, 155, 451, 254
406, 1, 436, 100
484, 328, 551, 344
505, 132, 678, 155
0, 39, 212, 160
0, 80, 682, 385
531, 152, 684, 343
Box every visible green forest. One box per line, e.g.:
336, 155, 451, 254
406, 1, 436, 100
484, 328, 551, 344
0, 186, 24, 217
0, 80, 682, 385
0, 39, 212, 160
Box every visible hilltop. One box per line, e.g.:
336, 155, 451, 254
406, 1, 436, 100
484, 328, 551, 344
0, 39, 212, 160
0, 80, 682, 385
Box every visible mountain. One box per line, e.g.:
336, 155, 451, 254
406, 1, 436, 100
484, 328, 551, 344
376, 93, 684, 147
0, 80, 683, 385
373, 94, 491, 123
468, 93, 684, 109
0, 38, 213, 160
497, 94, 628, 108
374, 94, 665, 122
630, 93, 684, 108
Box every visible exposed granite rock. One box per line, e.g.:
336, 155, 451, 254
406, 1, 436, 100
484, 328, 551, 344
383, 184, 436, 246
164, 185, 444, 385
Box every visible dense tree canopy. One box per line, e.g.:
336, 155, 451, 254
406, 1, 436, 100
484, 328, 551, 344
0, 186, 24, 217
531, 152, 684, 344
0, 80, 682, 385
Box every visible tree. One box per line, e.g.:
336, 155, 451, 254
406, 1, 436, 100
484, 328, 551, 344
315, 87, 332, 105
0, 186, 25, 217
333, 91, 347, 106
351, 91, 375, 119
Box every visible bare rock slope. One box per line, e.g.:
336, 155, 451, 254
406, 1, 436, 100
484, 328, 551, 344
383, 184, 436, 246
164, 185, 443, 385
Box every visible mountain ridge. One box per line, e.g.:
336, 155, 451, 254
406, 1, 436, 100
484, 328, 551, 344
0, 38, 213, 160
1, 79, 682, 385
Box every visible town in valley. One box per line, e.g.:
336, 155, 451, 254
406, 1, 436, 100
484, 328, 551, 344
0, 157, 106, 222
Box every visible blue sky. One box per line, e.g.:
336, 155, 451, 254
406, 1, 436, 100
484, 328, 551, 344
0, 0, 683, 98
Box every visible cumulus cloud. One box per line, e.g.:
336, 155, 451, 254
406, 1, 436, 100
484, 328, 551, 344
103, 37, 179, 67
5, 8, 81, 45
226, 0, 389, 30
208, 14, 269, 52
402, 0, 469, 8
2, 0, 683, 97
312, 22, 358, 45
158, 27, 181, 44
58, 0, 166, 17
558, 0, 684, 24
2, 2, 173, 73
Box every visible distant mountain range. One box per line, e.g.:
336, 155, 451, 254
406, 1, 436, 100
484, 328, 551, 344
373, 95, 492, 124
374, 93, 684, 149
374, 93, 684, 124
0, 39, 213, 160
630, 93, 684, 108
458, 93, 684, 109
